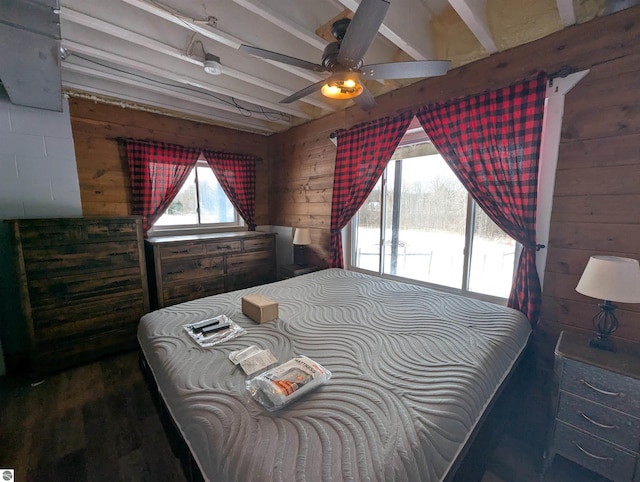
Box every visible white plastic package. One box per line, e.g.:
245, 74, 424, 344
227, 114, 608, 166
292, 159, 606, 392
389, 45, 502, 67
229, 345, 277, 375
246, 355, 332, 411
184, 314, 245, 347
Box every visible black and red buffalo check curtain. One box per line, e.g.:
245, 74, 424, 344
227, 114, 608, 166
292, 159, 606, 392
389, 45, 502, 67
124, 139, 201, 233
415, 72, 547, 324
330, 111, 414, 268
202, 150, 257, 230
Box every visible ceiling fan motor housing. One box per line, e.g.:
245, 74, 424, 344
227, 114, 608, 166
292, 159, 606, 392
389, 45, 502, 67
322, 42, 341, 70
322, 42, 363, 71
331, 18, 351, 40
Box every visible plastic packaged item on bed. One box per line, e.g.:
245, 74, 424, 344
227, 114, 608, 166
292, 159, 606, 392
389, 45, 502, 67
184, 314, 246, 347
246, 355, 331, 411
229, 345, 278, 375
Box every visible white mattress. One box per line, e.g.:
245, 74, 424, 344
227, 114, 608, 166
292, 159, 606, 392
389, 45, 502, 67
138, 268, 531, 482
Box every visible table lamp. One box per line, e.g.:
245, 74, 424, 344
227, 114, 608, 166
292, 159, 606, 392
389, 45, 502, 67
293, 227, 311, 266
575, 255, 640, 351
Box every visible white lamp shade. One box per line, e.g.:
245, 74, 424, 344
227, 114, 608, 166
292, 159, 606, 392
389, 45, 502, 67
576, 256, 640, 303
293, 227, 311, 246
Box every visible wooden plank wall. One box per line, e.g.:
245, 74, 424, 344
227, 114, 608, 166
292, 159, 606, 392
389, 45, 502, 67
268, 6, 640, 367
69, 99, 270, 225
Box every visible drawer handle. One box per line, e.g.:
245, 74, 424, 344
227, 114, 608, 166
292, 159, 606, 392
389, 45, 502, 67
580, 412, 617, 430
574, 442, 613, 461
167, 270, 184, 275
109, 251, 128, 256
215, 245, 232, 250
583, 380, 621, 397
173, 249, 190, 254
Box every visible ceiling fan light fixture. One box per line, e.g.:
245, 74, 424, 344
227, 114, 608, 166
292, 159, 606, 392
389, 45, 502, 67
321, 73, 363, 100
203, 53, 222, 75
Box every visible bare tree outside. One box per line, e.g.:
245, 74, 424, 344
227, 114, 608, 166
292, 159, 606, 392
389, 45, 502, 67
353, 153, 515, 298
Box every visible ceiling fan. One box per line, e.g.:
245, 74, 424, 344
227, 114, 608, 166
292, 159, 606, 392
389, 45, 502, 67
239, 0, 450, 110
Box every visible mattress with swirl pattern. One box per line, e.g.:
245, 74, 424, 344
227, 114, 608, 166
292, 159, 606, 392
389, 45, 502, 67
138, 268, 531, 482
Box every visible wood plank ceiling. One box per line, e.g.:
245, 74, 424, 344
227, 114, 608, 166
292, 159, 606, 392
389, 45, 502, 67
1, 0, 637, 135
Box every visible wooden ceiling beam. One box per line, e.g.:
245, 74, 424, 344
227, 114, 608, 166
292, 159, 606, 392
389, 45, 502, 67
62, 63, 292, 129
61, 41, 310, 120
336, 0, 435, 60
556, 0, 577, 26
232, 0, 328, 51
120, 0, 325, 84
447, 0, 498, 54
63, 81, 279, 134
61, 8, 335, 112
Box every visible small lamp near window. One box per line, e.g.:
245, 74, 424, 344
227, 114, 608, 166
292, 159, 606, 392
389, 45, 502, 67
293, 228, 311, 266
575, 255, 640, 351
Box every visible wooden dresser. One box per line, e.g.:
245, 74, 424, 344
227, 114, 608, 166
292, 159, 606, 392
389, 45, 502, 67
8, 216, 150, 374
543, 331, 640, 481
145, 231, 276, 308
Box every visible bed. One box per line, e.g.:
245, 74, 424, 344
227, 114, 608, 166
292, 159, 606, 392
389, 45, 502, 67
138, 268, 531, 482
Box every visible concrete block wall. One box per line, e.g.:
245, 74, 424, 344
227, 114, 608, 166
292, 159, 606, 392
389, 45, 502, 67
0, 87, 82, 373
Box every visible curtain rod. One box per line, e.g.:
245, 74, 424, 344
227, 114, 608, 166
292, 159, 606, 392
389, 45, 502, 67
548, 65, 575, 86
328, 68, 566, 142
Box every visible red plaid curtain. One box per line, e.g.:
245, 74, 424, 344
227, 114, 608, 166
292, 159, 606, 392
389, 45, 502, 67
330, 111, 414, 268
415, 72, 547, 324
124, 139, 201, 233
202, 150, 257, 230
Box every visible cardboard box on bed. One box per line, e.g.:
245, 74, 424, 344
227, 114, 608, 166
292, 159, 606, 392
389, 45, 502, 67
242, 294, 278, 323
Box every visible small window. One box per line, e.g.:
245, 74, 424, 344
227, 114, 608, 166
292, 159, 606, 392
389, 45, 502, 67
151, 159, 241, 233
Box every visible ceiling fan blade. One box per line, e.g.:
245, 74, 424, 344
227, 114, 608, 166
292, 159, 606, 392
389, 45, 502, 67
239, 44, 326, 73
338, 0, 390, 68
352, 85, 376, 110
280, 79, 327, 104
361, 60, 451, 80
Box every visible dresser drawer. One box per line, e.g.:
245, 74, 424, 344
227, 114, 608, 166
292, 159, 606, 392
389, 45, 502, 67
557, 390, 640, 452
554, 421, 637, 482
561, 359, 640, 418
163, 278, 226, 305
244, 236, 274, 252
86, 219, 140, 239
33, 292, 146, 340
27, 268, 145, 308
205, 239, 242, 255
14, 217, 140, 244
161, 256, 224, 282
158, 243, 205, 259
22, 241, 141, 278
226, 250, 274, 274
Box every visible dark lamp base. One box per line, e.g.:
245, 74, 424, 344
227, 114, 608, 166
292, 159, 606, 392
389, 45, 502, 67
589, 335, 615, 352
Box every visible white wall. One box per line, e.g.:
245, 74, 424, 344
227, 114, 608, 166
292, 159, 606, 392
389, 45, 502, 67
0, 87, 81, 373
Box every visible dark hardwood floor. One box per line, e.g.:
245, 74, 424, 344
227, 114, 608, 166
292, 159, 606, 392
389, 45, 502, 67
0, 350, 611, 482
0, 352, 184, 482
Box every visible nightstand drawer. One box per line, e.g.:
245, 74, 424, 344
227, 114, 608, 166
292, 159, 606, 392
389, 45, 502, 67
562, 359, 640, 418
554, 421, 637, 482
557, 391, 640, 452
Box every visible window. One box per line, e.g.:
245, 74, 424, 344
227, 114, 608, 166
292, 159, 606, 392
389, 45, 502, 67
151, 159, 241, 232
350, 136, 517, 300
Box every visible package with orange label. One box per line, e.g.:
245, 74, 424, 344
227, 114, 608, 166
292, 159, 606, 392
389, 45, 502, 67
246, 355, 331, 411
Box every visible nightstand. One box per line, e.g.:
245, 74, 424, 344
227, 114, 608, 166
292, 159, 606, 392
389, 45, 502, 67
542, 331, 640, 481
279, 264, 319, 279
